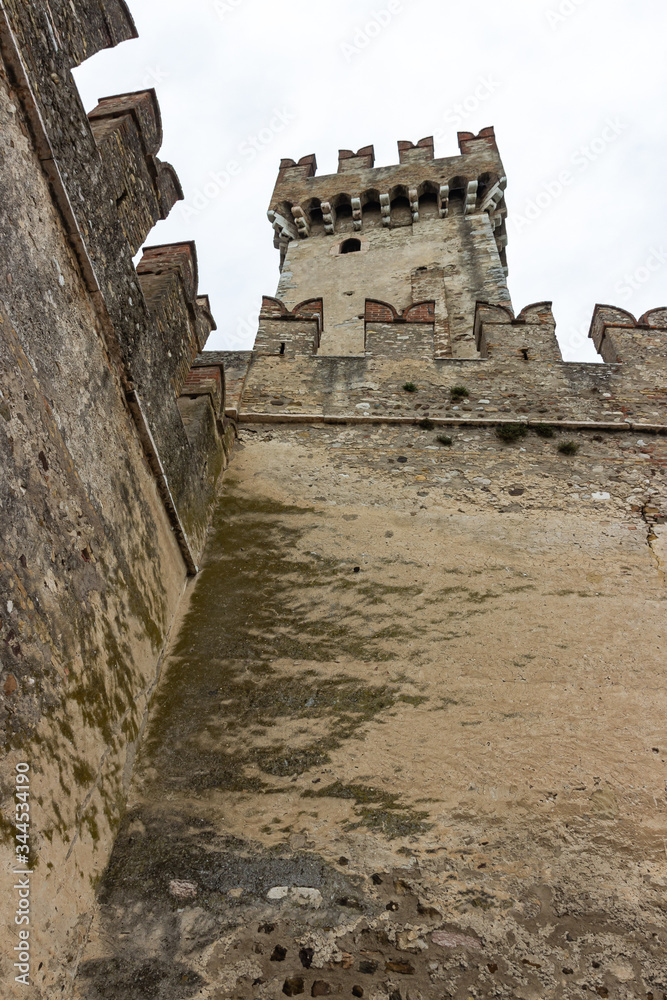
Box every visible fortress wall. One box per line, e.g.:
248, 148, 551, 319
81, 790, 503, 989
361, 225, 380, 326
232, 355, 666, 429
73, 415, 667, 999
0, 4, 228, 995
0, 63, 186, 997
90, 290, 663, 997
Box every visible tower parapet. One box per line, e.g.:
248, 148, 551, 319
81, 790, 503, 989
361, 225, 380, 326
265, 130, 510, 358
269, 130, 507, 261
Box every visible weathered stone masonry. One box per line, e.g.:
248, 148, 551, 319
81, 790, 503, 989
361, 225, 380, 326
0, 2, 230, 995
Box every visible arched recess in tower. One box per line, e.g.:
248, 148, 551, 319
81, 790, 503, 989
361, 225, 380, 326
448, 175, 467, 215
389, 184, 412, 227
361, 189, 382, 228
418, 180, 440, 220
340, 237, 362, 254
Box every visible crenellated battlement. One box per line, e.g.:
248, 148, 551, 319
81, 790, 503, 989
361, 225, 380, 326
136, 242, 217, 395
253, 296, 324, 356
268, 129, 508, 276
88, 90, 183, 253
227, 289, 666, 431
589, 304, 667, 364
338, 144, 376, 172
474, 301, 563, 363
224, 300, 667, 431
90, 90, 164, 155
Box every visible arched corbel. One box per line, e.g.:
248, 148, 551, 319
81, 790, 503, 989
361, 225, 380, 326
465, 180, 479, 215
409, 187, 419, 222
291, 205, 310, 238
379, 193, 391, 227
321, 201, 335, 235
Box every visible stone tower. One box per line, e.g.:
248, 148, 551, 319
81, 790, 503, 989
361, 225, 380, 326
264, 130, 511, 358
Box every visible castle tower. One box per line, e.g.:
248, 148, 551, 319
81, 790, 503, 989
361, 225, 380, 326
265, 129, 511, 358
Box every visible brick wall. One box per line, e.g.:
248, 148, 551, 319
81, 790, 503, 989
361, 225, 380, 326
365, 322, 435, 360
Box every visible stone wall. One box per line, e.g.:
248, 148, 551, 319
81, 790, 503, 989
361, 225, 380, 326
73, 414, 667, 999
203, 302, 666, 433
0, 3, 229, 996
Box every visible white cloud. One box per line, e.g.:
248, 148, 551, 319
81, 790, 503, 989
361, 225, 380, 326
73, 0, 667, 360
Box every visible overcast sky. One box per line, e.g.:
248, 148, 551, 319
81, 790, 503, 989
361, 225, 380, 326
73, 0, 667, 361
